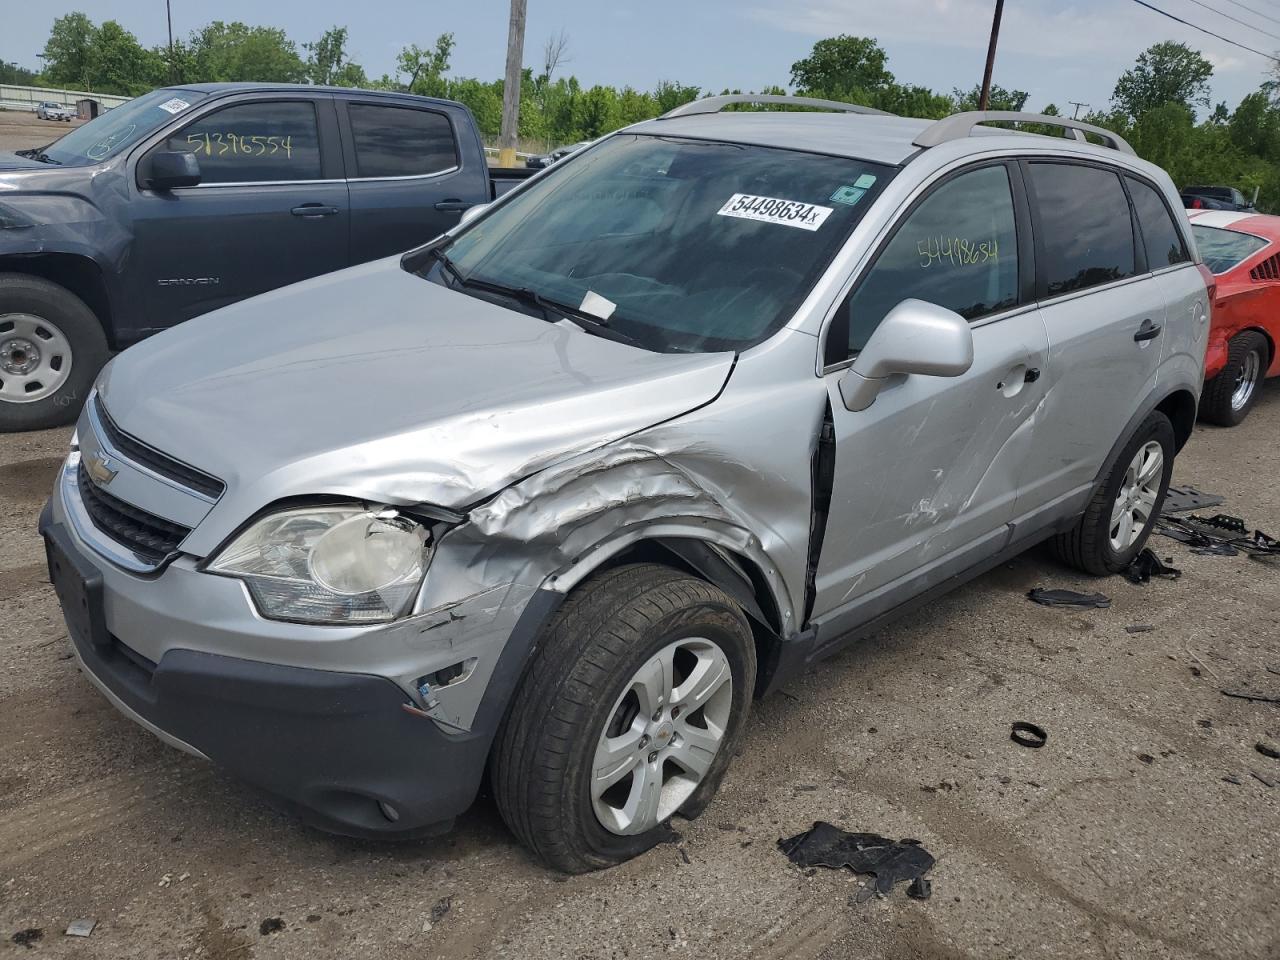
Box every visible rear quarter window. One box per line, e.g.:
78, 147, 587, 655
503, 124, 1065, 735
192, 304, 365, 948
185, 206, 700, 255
1127, 177, 1191, 269
1027, 162, 1137, 296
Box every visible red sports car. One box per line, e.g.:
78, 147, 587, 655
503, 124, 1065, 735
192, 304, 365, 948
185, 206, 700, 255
1188, 210, 1280, 426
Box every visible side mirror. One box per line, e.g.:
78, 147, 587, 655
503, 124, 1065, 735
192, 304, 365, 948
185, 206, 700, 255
838, 299, 974, 412
145, 150, 202, 190
459, 203, 489, 226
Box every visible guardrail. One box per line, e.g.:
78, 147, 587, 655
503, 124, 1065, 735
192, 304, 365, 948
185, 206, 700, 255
0, 83, 131, 114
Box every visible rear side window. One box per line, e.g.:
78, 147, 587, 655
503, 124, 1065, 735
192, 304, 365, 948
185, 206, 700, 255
348, 104, 458, 178
166, 101, 322, 183
1192, 224, 1269, 274
1127, 177, 1190, 268
1027, 163, 1136, 296
838, 164, 1019, 355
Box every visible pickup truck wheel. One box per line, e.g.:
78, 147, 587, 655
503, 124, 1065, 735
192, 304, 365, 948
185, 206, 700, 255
491, 563, 755, 873
1199, 330, 1268, 427
0, 274, 107, 431
1051, 410, 1175, 576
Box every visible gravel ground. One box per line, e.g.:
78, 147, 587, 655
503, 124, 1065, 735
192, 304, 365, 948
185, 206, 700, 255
0, 110, 86, 153
0, 111, 1277, 958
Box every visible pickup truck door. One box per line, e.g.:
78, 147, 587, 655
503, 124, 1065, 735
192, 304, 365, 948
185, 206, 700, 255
129, 93, 349, 332
811, 162, 1048, 624
337, 98, 492, 259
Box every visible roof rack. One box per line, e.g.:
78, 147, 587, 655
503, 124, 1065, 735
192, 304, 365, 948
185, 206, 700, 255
660, 94, 892, 119
912, 111, 1136, 155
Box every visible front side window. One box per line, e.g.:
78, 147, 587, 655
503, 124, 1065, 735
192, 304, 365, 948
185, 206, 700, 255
837, 164, 1019, 356
1192, 224, 1270, 274
1128, 177, 1190, 269
1028, 162, 1137, 296
430, 134, 894, 353
348, 103, 458, 178
162, 101, 322, 184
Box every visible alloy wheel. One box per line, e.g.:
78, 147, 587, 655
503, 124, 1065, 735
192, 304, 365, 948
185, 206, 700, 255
1109, 440, 1163, 552
1231, 349, 1262, 412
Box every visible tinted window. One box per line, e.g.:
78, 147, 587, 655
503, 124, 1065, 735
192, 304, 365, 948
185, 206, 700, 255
1028, 163, 1136, 296
839, 164, 1018, 354
1128, 178, 1190, 268
349, 104, 458, 178
1192, 224, 1270, 274
165, 101, 321, 183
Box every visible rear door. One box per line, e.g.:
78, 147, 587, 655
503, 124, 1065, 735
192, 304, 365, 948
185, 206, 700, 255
1014, 160, 1165, 519
338, 98, 489, 259
131, 94, 349, 330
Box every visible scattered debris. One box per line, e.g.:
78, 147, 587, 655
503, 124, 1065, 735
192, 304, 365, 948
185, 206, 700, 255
64, 919, 96, 938
906, 877, 932, 900
1125, 624, 1156, 634
1222, 774, 1243, 785
306, 915, 321, 923
678, 846, 692, 865
259, 918, 285, 936
158, 873, 172, 888
1161, 486, 1226, 515
1010, 722, 1048, 749
1137, 753, 1155, 764
1156, 514, 1280, 560
1257, 742, 1280, 760
422, 897, 452, 933
1250, 769, 1278, 788
1123, 549, 1180, 584
1197, 719, 1212, 728
1027, 588, 1111, 609
778, 822, 935, 899
1221, 689, 1280, 705
11, 929, 42, 949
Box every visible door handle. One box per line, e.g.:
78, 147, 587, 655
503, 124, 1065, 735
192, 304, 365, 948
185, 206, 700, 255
291, 204, 339, 218
1133, 319, 1163, 342
434, 199, 472, 213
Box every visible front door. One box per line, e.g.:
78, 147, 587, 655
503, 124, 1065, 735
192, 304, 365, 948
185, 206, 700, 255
130, 95, 349, 333
813, 162, 1049, 620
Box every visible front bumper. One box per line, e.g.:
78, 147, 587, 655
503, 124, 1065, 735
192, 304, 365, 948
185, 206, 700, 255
40, 504, 510, 839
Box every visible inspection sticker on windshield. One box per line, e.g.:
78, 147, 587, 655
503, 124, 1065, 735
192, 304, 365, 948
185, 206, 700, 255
157, 98, 190, 115
717, 194, 833, 231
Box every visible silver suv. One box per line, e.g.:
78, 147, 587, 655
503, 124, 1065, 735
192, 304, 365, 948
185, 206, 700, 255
42, 98, 1209, 872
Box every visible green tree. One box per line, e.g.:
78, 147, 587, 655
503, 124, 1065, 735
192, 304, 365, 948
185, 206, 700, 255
41, 12, 96, 89
86, 20, 162, 94
396, 34, 455, 97
653, 80, 701, 114
1112, 41, 1212, 120
188, 21, 305, 83
304, 26, 366, 87
952, 83, 1029, 112
790, 35, 892, 98
0, 61, 39, 85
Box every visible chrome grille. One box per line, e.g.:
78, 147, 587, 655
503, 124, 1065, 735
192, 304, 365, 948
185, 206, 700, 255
76, 460, 191, 563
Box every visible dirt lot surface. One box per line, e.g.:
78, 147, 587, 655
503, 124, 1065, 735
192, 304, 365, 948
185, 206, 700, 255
0, 110, 86, 153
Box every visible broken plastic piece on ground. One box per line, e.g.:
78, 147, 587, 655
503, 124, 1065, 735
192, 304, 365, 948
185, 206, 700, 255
1160, 486, 1226, 515
1123, 548, 1180, 585
1125, 624, 1156, 634
1222, 774, 1243, 785
1221, 689, 1280, 704
11, 929, 42, 949
778, 822, 935, 898
64, 920, 96, 938
1257, 742, 1280, 760
1250, 769, 1278, 788
1027, 588, 1111, 609
1155, 514, 1280, 559
907, 877, 932, 900
259, 918, 285, 936
1010, 721, 1048, 748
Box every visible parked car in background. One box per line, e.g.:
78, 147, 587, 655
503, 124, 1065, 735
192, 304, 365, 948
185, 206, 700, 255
1181, 192, 1233, 211
0, 83, 533, 431
43, 98, 1207, 872
525, 140, 590, 168
35, 102, 75, 122
1183, 185, 1254, 212
1187, 209, 1280, 425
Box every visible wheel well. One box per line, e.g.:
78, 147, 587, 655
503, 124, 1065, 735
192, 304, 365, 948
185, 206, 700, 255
1155, 389, 1196, 452
0, 254, 114, 346
1240, 326, 1275, 369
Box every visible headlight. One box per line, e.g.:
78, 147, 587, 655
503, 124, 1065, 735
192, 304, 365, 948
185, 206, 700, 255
207, 505, 431, 624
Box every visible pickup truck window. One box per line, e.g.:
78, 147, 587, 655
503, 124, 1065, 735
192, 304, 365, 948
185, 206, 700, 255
37, 87, 208, 166
437, 134, 893, 353
348, 103, 458, 178
162, 101, 322, 184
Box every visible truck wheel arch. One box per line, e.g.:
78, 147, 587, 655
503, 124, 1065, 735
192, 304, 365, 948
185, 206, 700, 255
0, 253, 115, 346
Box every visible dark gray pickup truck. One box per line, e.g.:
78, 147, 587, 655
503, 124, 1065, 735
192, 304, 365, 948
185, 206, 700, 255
0, 83, 532, 430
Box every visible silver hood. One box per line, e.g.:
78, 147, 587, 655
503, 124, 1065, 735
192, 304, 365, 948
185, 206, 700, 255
98, 257, 735, 517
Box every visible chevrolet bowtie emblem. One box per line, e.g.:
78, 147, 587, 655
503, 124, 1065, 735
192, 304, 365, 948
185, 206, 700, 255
85, 452, 118, 486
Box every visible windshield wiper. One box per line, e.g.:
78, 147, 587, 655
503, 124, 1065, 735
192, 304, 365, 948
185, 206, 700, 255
461, 276, 646, 347
14, 147, 60, 164
428, 245, 465, 287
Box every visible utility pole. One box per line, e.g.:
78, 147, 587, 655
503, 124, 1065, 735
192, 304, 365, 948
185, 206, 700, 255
978, 0, 1004, 111
1069, 100, 1089, 119
165, 0, 177, 83
498, 0, 528, 168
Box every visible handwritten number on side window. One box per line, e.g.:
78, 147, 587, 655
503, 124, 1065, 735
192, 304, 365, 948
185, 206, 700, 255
917, 236, 999, 269
184, 133, 294, 160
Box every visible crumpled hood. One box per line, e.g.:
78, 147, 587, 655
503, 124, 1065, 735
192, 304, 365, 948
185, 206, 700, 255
98, 257, 735, 511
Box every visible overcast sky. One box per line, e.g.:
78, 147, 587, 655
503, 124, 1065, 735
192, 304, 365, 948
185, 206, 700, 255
3, 0, 1277, 113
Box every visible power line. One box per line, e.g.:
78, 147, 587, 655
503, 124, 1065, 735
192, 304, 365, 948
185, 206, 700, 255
1129, 0, 1280, 62
1181, 0, 1280, 43
1215, 0, 1280, 28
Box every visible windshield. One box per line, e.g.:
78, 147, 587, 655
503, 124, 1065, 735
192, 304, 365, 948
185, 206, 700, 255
34, 88, 207, 165
1192, 224, 1269, 274
432, 134, 894, 353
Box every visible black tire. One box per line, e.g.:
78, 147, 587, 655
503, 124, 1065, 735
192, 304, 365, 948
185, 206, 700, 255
1199, 330, 1269, 427
1052, 411, 1176, 576
0, 273, 108, 431
490, 563, 756, 873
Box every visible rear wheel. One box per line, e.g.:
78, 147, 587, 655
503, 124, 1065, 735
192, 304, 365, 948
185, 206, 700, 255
1052, 411, 1175, 575
490, 563, 755, 873
1199, 330, 1268, 427
0, 274, 107, 431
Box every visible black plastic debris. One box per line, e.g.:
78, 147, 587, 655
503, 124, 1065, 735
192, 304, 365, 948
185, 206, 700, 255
259, 918, 285, 936
1221, 689, 1280, 705
1160, 486, 1226, 515
1155, 514, 1280, 560
1027, 588, 1111, 609
1125, 624, 1156, 634
778, 822, 935, 899
1257, 742, 1280, 760
11, 929, 42, 949
906, 877, 932, 900
1010, 722, 1048, 748
1251, 769, 1278, 788
1123, 548, 1181, 585
1222, 774, 1243, 785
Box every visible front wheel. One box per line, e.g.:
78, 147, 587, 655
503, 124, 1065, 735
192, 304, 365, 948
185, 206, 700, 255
1199, 330, 1268, 427
491, 564, 755, 873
